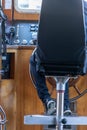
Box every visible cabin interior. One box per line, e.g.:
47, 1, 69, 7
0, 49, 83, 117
0, 0, 87, 130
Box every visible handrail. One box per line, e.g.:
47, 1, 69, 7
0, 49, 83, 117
0, 106, 7, 125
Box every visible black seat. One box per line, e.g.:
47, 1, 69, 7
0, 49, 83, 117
36, 0, 86, 76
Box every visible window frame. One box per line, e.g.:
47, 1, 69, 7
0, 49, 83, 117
14, 0, 42, 14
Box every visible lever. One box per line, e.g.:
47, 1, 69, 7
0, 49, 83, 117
14, 25, 20, 44
9, 26, 15, 45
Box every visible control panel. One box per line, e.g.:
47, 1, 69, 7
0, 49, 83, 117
6, 21, 39, 46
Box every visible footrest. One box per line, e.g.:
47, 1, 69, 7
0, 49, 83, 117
24, 115, 55, 125
24, 115, 87, 125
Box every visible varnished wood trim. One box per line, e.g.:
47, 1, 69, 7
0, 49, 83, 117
14, 9, 40, 20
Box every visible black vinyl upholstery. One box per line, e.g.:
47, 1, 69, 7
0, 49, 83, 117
36, 0, 86, 76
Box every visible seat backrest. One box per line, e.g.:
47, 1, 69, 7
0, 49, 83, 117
36, 0, 86, 76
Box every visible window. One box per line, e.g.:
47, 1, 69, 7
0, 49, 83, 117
15, 0, 42, 13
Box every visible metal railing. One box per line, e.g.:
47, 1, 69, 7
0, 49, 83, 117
0, 106, 7, 130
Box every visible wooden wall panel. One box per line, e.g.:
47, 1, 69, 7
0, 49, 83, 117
15, 49, 44, 130
3, 10, 12, 21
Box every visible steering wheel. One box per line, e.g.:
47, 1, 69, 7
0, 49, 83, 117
46, 74, 87, 102
69, 75, 87, 102
29, 63, 87, 103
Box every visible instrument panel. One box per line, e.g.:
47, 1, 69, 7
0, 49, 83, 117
6, 21, 39, 46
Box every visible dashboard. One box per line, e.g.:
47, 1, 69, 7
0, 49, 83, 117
6, 21, 39, 46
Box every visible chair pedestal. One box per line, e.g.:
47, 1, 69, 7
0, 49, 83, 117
55, 77, 69, 130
